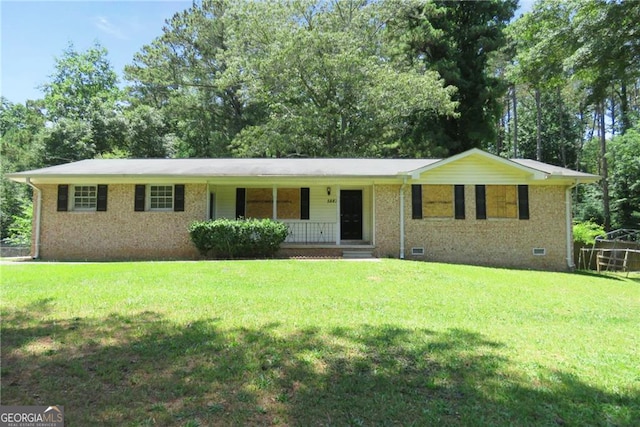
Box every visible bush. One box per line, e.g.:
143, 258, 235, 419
573, 220, 605, 246
189, 218, 289, 259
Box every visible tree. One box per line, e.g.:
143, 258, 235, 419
515, 90, 581, 167
124, 105, 176, 158
42, 42, 120, 122
608, 126, 640, 228
127, 0, 457, 158
0, 98, 44, 239
225, 0, 457, 157
39, 42, 124, 165
389, 0, 517, 155
506, 0, 640, 230
125, 0, 255, 157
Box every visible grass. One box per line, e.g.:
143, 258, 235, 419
1, 260, 639, 426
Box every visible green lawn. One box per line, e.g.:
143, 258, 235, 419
1, 260, 638, 426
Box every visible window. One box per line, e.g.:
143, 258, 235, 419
236, 187, 310, 219
276, 188, 301, 219
56, 185, 108, 212
411, 184, 464, 220
73, 185, 97, 210
150, 185, 173, 210
423, 185, 453, 218
476, 185, 529, 220
134, 184, 184, 212
245, 188, 273, 218
486, 185, 518, 218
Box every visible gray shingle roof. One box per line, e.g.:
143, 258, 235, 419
6, 154, 599, 183
7, 158, 438, 178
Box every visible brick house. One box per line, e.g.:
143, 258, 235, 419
7, 149, 599, 270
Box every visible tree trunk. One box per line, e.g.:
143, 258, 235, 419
610, 85, 616, 137
512, 85, 518, 158
599, 102, 611, 231
535, 88, 542, 161
557, 86, 566, 167
620, 81, 630, 134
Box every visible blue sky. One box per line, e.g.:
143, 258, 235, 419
1, 0, 191, 104
1, 0, 535, 105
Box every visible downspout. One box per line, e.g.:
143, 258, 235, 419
25, 178, 41, 259
565, 181, 578, 270
400, 178, 406, 259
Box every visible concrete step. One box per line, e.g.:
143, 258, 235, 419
342, 250, 374, 259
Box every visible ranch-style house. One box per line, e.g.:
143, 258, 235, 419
7, 149, 599, 270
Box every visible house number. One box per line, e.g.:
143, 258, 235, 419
327, 198, 337, 204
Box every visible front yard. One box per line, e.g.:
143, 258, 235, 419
1, 260, 638, 426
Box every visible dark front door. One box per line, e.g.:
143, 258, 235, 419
340, 190, 363, 240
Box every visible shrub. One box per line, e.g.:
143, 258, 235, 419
189, 218, 289, 259
573, 220, 605, 246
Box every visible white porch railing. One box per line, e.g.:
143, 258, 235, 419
284, 221, 337, 244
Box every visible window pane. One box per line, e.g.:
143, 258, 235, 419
150, 185, 173, 210
74, 185, 97, 209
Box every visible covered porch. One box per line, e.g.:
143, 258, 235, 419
206, 183, 375, 246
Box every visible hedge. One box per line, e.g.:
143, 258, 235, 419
189, 218, 289, 259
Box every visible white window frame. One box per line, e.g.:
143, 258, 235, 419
149, 185, 173, 211
72, 185, 97, 211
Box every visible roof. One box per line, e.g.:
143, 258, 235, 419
6, 158, 438, 179
6, 149, 600, 184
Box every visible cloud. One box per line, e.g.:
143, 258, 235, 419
94, 16, 128, 40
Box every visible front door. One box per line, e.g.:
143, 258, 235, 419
340, 190, 363, 240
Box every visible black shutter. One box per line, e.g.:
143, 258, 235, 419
236, 188, 246, 218
97, 185, 108, 211
518, 185, 530, 220
301, 187, 310, 220
134, 185, 146, 211
454, 185, 465, 219
57, 185, 68, 212
475, 185, 486, 220
174, 184, 185, 212
411, 184, 423, 219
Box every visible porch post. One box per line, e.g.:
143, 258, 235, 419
272, 186, 277, 220
336, 185, 341, 245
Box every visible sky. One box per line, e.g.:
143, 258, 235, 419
1, 0, 536, 106
1, 0, 192, 104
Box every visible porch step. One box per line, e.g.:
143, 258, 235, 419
342, 250, 374, 259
